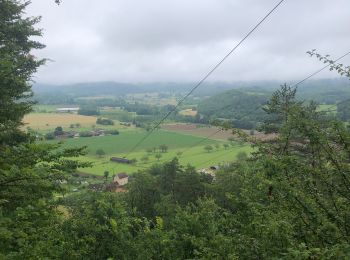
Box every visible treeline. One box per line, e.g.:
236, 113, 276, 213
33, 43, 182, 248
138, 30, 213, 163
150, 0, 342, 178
2, 1, 350, 258
4, 86, 350, 258
197, 89, 269, 129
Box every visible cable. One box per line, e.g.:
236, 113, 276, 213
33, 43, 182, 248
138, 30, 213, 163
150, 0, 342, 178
135, 50, 350, 170
123, 0, 286, 157
197, 50, 350, 169
291, 51, 350, 88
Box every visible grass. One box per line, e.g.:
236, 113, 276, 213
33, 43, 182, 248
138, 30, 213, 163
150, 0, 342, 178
53, 129, 252, 176
57, 130, 218, 156
32, 104, 60, 113
317, 104, 337, 114
26, 109, 252, 176
76, 143, 251, 176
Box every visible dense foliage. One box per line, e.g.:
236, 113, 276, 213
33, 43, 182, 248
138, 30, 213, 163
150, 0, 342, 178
0, 1, 89, 258
1, 1, 350, 259
197, 89, 269, 129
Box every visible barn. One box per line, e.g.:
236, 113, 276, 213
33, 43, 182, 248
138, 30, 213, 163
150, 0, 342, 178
110, 157, 132, 164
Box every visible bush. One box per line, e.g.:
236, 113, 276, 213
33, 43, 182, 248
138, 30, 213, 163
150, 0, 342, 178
96, 118, 114, 125
45, 132, 55, 140
105, 130, 119, 135
78, 105, 100, 116
79, 131, 94, 137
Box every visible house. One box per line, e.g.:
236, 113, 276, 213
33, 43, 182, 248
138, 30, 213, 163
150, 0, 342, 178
110, 157, 132, 164
113, 173, 129, 186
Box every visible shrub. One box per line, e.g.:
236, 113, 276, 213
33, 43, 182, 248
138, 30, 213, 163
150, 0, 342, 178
45, 132, 55, 140
96, 118, 114, 125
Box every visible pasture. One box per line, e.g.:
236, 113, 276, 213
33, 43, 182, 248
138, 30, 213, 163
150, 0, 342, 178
54, 129, 252, 176
317, 104, 337, 114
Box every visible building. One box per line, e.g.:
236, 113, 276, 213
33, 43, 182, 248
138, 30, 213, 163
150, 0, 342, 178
113, 173, 129, 186
56, 107, 79, 113
110, 157, 132, 164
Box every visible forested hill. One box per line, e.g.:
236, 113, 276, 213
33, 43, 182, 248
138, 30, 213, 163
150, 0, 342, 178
197, 89, 270, 129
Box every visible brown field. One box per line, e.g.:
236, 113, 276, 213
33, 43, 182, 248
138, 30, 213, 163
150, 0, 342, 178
23, 113, 98, 130
179, 109, 198, 116
162, 123, 233, 140
162, 123, 277, 141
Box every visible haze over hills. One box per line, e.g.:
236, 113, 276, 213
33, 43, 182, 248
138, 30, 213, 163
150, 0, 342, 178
33, 77, 349, 97
3, 0, 350, 258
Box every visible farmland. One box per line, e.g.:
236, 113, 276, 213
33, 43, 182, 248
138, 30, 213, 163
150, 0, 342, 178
23, 98, 254, 177
53, 129, 251, 175
23, 113, 99, 131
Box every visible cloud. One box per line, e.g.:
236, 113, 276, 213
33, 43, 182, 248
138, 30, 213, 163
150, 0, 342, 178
27, 0, 350, 84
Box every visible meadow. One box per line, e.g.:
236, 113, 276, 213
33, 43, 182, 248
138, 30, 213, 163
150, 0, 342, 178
54, 129, 251, 176
24, 108, 252, 176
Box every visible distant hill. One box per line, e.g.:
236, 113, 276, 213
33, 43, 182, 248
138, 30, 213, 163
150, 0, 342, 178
197, 89, 270, 129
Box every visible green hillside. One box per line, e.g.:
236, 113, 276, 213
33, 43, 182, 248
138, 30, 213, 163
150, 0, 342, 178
197, 89, 269, 129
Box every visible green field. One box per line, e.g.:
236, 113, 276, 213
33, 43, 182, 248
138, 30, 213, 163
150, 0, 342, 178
317, 104, 337, 113
32, 104, 60, 113
54, 129, 251, 176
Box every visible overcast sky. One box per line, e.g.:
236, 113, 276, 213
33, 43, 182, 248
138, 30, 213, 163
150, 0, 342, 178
27, 0, 350, 84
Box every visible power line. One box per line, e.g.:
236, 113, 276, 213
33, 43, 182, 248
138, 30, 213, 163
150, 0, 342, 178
133, 50, 350, 170
123, 0, 286, 157
197, 50, 350, 169
291, 51, 350, 88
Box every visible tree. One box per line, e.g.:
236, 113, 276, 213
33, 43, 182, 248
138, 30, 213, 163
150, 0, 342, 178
54, 126, 64, 136
236, 151, 247, 161
141, 155, 149, 164
214, 143, 220, 150
96, 149, 105, 158
103, 170, 109, 180
96, 118, 114, 125
159, 144, 168, 153
176, 151, 183, 158
45, 132, 55, 140
0, 0, 45, 145
155, 153, 162, 161
78, 105, 100, 116
223, 143, 229, 150
0, 1, 92, 257
204, 145, 213, 153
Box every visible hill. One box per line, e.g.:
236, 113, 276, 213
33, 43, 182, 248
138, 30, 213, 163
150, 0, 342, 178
197, 89, 270, 129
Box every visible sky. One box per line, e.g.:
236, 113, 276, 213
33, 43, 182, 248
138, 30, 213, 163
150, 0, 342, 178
27, 0, 350, 84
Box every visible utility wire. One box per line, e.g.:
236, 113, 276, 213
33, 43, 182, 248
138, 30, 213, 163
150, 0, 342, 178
291, 51, 350, 88
197, 50, 350, 169
134, 50, 350, 169
123, 0, 286, 157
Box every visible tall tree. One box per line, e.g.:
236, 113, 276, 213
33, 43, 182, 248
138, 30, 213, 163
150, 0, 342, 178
0, 1, 89, 257
0, 0, 45, 145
